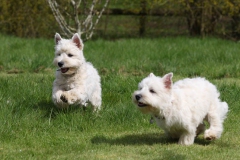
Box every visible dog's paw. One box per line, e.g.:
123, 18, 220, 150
205, 136, 216, 141
60, 95, 68, 103
68, 98, 77, 104
204, 130, 217, 141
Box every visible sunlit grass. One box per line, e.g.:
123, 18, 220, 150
0, 34, 240, 159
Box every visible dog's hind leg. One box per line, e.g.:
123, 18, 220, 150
204, 102, 225, 140
90, 88, 102, 111
219, 102, 228, 122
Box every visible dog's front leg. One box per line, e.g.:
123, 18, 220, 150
178, 132, 195, 145
52, 85, 62, 103
52, 88, 69, 108
61, 89, 87, 105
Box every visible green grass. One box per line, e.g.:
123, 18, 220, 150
0, 34, 240, 159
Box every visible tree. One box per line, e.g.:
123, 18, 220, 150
0, 0, 56, 38
221, 0, 240, 38
174, 0, 240, 37
47, 0, 109, 40
182, 0, 221, 36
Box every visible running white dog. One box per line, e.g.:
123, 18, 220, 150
52, 33, 101, 111
133, 72, 228, 145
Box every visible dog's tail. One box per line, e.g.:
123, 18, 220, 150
219, 101, 228, 122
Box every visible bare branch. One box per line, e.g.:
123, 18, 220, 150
86, 0, 110, 40
48, 0, 76, 37
48, 0, 110, 40
70, 0, 82, 36
82, 0, 97, 32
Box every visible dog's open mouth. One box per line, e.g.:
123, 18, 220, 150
137, 102, 147, 107
57, 68, 69, 73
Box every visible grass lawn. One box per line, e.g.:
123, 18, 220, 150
0, 34, 240, 159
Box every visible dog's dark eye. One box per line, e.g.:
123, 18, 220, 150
57, 53, 61, 56
150, 89, 155, 93
68, 54, 73, 57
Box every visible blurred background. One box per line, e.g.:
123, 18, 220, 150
0, 0, 239, 40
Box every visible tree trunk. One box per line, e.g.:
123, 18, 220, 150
232, 15, 240, 39
139, 0, 147, 36
185, 0, 219, 36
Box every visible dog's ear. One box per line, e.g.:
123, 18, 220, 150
55, 33, 62, 45
148, 73, 155, 77
72, 33, 84, 50
163, 73, 173, 89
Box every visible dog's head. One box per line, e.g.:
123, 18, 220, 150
53, 33, 85, 75
132, 72, 173, 114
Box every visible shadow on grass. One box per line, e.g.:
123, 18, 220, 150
91, 133, 211, 146
35, 100, 89, 119
159, 151, 186, 160
92, 133, 187, 159
92, 133, 176, 146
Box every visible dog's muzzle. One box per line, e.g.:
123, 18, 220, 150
135, 94, 147, 107
135, 94, 142, 101
56, 67, 69, 73
58, 62, 64, 67
56, 62, 70, 73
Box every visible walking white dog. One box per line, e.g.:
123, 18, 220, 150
52, 33, 101, 111
133, 72, 228, 145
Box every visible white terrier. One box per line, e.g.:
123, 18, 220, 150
133, 72, 228, 145
52, 33, 101, 111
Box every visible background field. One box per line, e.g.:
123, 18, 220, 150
0, 34, 240, 159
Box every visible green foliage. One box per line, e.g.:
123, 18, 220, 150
221, 0, 240, 16
0, 0, 239, 38
110, 0, 240, 37
0, 35, 240, 159
159, 0, 240, 36
0, 0, 58, 38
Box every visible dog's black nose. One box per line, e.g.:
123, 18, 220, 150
135, 94, 142, 101
58, 62, 64, 67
